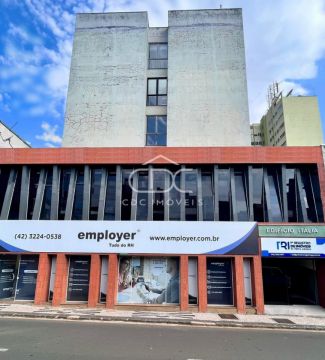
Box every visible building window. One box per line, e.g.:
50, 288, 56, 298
147, 78, 167, 106
148, 43, 168, 69
146, 116, 167, 146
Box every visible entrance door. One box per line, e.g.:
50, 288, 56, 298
48, 256, 57, 301
67, 256, 90, 302
262, 258, 318, 305
15, 255, 39, 301
0, 255, 17, 299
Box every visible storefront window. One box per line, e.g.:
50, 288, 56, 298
117, 256, 180, 304
8, 167, 22, 219
27, 167, 41, 219
58, 168, 71, 220
207, 258, 233, 305
169, 171, 181, 220
15, 255, 39, 301
0, 167, 10, 214
99, 256, 108, 303
153, 170, 165, 220
121, 169, 132, 220
0, 255, 17, 299
233, 167, 249, 221
266, 167, 283, 222
67, 256, 90, 302
188, 257, 198, 304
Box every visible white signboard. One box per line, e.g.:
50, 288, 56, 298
261, 237, 325, 257
0, 221, 258, 255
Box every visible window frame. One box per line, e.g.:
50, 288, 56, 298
147, 78, 167, 106
148, 43, 168, 69
146, 115, 167, 146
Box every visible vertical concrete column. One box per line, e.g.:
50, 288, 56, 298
198, 256, 207, 312
106, 254, 118, 309
180, 255, 189, 311
234, 256, 245, 314
251, 256, 264, 314
34, 253, 51, 305
52, 254, 69, 307
88, 254, 101, 307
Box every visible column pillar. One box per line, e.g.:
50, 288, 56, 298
52, 253, 68, 306
34, 253, 51, 305
234, 256, 245, 314
106, 254, 118, 309
88, 254, 101, 307
251, 256, 264, 314
198, 255, 207, 312
180, 255, 188, 311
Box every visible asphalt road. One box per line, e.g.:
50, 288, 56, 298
0, 318, 324, 360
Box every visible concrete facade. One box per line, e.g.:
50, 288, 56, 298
252, 95, 323, 147
0, 121, 30, 148
63, 9, 251, 147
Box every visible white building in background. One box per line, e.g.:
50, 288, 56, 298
0, 120, 30, 148
63, 9, 251, 147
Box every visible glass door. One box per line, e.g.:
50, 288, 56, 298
15, 255, 39, 301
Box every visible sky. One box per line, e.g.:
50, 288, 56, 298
0, 0, 325, 148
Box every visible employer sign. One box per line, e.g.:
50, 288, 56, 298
0, 220, 258, 255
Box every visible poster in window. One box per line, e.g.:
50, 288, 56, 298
207, 258, 233, 305
117, 256, 179, 304
67, 256, 90, 302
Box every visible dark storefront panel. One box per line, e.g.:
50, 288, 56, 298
15, 255, 39, 301
67, 256, 90, 302
0, 255, 17, 299
207, 258, 233, 305
262, 258, 319, 305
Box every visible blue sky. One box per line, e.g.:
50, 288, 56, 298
0, 0, 325, 147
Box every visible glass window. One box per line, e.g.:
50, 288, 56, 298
58, 168, 71, 220
71, 169, 84, 220
40, 168, 53, 220
27, 168, 41, 219
233, 167, 249, 221
146, 116, 167, 146
207, 258, 233, 305
188, 258, 198, 304
153, 170, 166, 221
147, 78, 167, 106
104, 170, 116, 220
169, 170, 181, 221
121, 169, 133, 220
202, 171, 214, 221
185, 170, 198, 221
266, 167, 283, 222
252, 167, 264, 222
136, 171, 148, 220
89, 168, 102, 220
8, 167, 22, 220
286, 167, 298, 222
15, 255, 39, 301
148, 43, 168, 69
218, 168, 231, 221
0, 167, 11, 214
117, 256, 179, 304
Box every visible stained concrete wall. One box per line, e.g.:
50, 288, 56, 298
167, 9, 250, 146
62, 12, 149, 147
0, 121, 30, 148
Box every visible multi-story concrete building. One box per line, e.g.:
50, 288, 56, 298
0, 120, 30, 148
250, 123, 263, 146
63, 9, 251, 147
251, 94, 323, 146
0, 9, 324, 315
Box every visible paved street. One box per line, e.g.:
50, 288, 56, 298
0, 318, 324, 360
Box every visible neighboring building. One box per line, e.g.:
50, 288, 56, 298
0, 9, 324, 315
63, 9, 251, 147
251, 94, 323, 146
0, 120, 30, 148
250, 123, 263, 146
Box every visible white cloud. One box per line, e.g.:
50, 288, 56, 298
35, 121, 62, 146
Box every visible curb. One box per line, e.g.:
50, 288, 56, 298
0, 312, 324, 331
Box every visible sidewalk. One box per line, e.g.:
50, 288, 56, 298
0, 303, 324, 331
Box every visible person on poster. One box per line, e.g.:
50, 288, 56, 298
118, 258, 132, 292
145, 258, 180, 304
